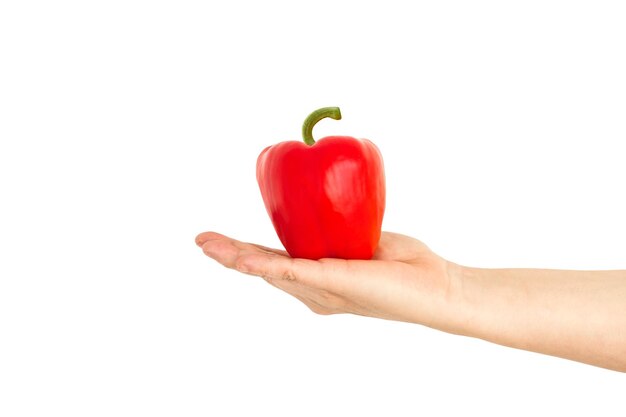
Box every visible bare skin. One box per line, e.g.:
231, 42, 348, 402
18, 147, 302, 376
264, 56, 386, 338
195, 231, 626, 372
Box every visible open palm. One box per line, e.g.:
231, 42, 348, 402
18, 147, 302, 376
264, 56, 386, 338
196, 232, 461, 330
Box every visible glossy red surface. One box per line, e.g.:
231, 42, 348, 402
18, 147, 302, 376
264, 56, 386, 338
256, 136, 385, 260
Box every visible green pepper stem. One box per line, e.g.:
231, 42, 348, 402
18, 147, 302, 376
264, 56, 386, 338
301, 107, 342, 146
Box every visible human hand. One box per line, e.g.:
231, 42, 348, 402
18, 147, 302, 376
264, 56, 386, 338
195, 232, 465, 332
195, 231, 626, 371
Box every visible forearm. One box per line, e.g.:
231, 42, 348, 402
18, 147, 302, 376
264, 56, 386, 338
450, 265, 626, 372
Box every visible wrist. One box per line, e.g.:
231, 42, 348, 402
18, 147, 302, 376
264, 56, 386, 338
442, 261, 481, 337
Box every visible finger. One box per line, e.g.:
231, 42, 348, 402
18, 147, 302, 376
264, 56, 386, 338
196, 231, 288, 256
195, 231, 227, 247
373, 231, 428, 262
196, 236, 307, 285
201, 237, 240, 268
235, 251, 352, 293
198, 233, 352, 294
200, 233, 288, 269
250, 243, 289, 257
234, 251, 300, 280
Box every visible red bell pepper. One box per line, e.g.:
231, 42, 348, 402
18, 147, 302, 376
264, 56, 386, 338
256, 107, 386, 260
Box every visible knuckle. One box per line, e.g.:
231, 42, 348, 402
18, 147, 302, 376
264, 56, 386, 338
281, 269, 296, 282
234, 257, 248, 273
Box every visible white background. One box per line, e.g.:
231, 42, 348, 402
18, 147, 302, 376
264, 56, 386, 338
1, 0, 625, 415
